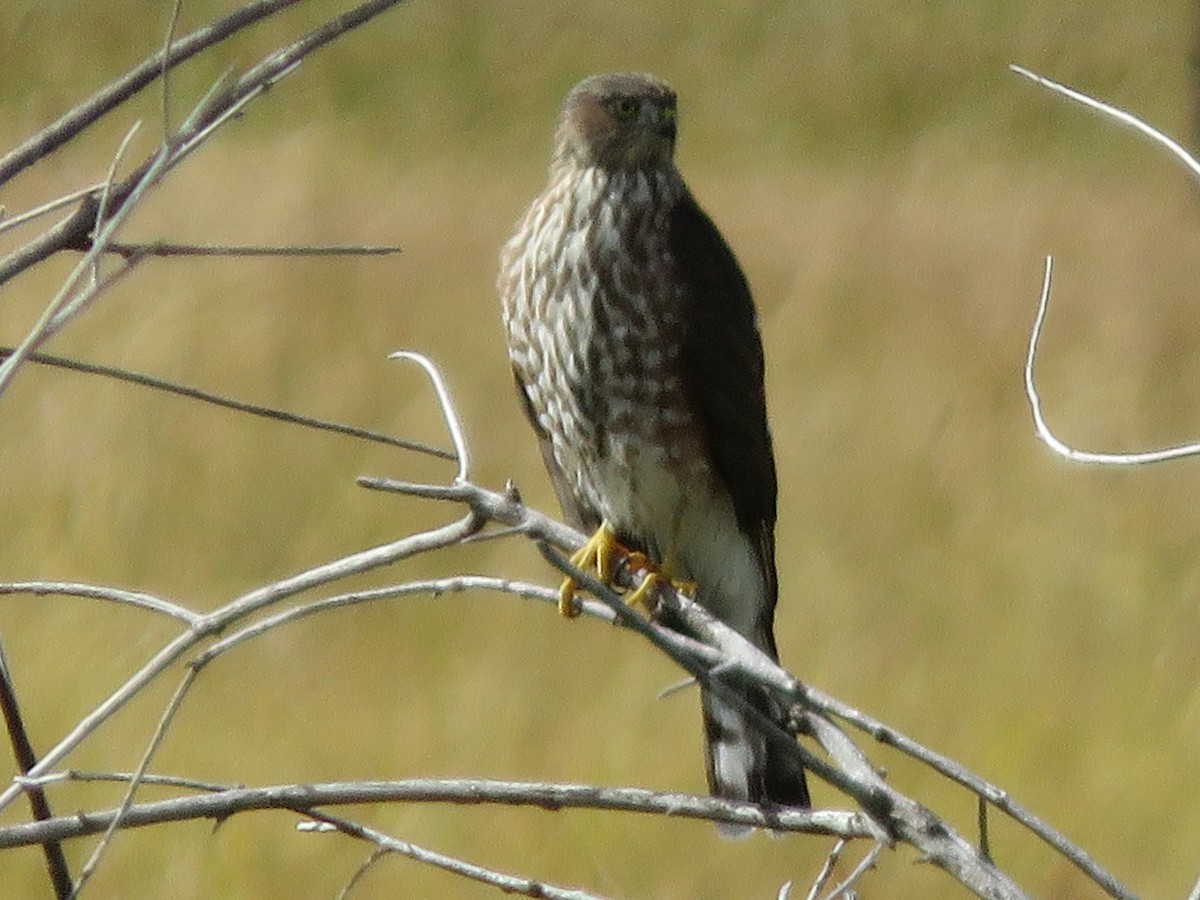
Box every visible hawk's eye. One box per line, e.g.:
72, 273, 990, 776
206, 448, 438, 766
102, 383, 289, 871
608, 96, 639, 121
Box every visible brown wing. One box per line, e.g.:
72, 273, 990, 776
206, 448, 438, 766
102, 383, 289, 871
669, 191, 810, 809
667, 189, 780, 649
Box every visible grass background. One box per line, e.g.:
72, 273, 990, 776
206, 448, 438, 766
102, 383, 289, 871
2, 1, 1200, 896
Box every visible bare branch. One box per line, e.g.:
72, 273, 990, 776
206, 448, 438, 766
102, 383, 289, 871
0, 0, 408, 291
0, 514, 481, 817
303, 808, 609, 900
1013, 65, 1200, 466
0, 642, 72, 899
194, 576, 568, 667
90, 119, 143, 289
820, 841, 883, 900
159, 0, 184, 140
0, 348, 453, 459
0, 778, 877, 850
0, 581, 201, 627
0, 0, 408, 409
389, 351, 471, 482
804, 839, 847, 900
0, 183, 104, 238
68, 672, 196, 898
0, 0, 304, 186
39, 770, 232, 794
103, 241, 402, 258
1010, 64, 1200, 182
1023, 257, 1200, 464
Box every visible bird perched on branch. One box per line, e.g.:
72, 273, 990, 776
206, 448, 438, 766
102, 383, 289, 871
498, 72, 809, 830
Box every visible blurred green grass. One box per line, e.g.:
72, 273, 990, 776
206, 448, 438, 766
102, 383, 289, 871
2, 1, 1200, 897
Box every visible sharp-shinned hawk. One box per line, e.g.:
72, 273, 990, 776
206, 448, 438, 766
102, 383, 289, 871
498, 72, 809, 828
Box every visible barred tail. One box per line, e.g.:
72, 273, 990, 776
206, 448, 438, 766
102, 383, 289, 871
701, 686, 810, 838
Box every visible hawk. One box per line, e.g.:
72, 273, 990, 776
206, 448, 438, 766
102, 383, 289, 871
498, 72, 809, 826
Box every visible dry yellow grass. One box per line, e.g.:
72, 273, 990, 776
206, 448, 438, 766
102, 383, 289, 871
2, 1, 1200, 897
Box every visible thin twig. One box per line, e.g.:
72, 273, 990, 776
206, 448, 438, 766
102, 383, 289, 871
304, 808, 608, 900
1010, 64, 1200, 181
193, 576, 569, 667
0, 640, 72, 899
1024, 256, 1200, 464
334, 847, 389, 900
47, 770, 233, 794
805, 838, 846, 900
0, 133, 166, 394
1013, 64, 1200, 465
820, 841, 883, 900
90, 119, 143, 289
0, 348, 453, 459
389, 351, 470, 482
0, 0, 304, 186
0, 514, 481, 817
0, 183, 104, 238
0, 581, 201, 627
103, 241, 402, 258
160, 0, 184, 139
68, 670, 198, 899
0, 242, 145, 398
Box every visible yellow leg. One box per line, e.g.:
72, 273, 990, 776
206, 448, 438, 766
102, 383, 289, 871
558, 528, 698, 618
558, 522, 620, 617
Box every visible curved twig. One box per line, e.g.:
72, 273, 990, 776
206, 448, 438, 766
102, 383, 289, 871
0, 581, 201, 627
1024, 256, 1200, 464
1010, 65, 1200, 182
389, 351, 471, 481
1013, 64, 1200, 466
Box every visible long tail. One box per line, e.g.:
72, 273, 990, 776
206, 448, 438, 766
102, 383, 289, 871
701, 685, 810, 838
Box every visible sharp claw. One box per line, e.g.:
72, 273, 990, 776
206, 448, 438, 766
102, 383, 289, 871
624, 571, 661, 613
558, 578, 582, 617
555, 522, 682, 619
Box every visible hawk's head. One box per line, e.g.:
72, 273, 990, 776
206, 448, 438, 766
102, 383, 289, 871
553, 73, 678, 173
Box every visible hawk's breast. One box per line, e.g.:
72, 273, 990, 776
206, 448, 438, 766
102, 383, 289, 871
500, 167, 712, 559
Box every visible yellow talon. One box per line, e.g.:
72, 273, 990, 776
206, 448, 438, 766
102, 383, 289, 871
558, 526, 696, 618
558, 522, 620, 617
623, 553, 696, 612
623, 569, 661, 613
